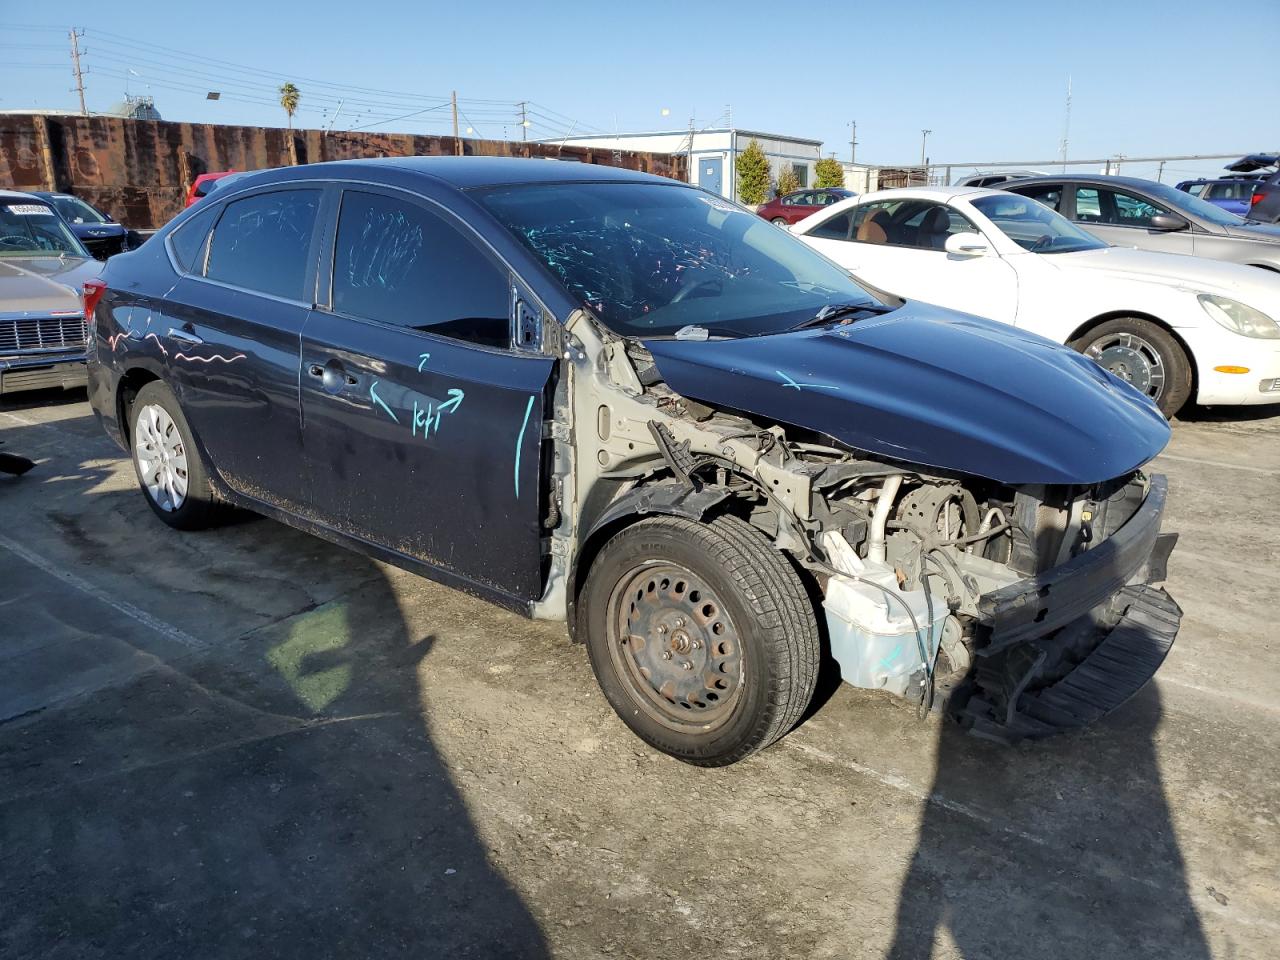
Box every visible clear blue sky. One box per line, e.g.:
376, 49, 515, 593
4, 0, 1276, 182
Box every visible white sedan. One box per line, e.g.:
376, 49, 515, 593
792, 185, 1280, 416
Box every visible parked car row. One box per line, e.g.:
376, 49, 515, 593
0, 190, 101, 396
791, 185, 1280, 417
78, 157, 1183, 766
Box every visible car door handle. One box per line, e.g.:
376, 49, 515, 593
168, 328, 203, 345
308, 361, 359, 391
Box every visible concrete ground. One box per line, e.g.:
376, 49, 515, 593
1, 392, 1277, 960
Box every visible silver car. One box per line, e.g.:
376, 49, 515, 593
1002, 174, 1280, 271
0, 190, 102, 395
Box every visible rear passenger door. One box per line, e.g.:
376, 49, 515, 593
163, 187, 321, 508
299, 186, 555, 603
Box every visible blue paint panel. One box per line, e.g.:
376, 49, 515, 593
646, 305, 1170, 486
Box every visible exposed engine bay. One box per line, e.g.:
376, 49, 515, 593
547, 323, 1181, 743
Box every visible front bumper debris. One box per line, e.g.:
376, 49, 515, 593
955, 475, 1181, 743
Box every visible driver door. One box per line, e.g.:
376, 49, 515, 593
299, 186, 556, 603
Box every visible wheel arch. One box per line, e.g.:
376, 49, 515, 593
115, 365, 163, 450
1066, 310, 1199, 398
566, 480, 733, 643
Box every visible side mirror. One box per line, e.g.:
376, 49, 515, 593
1148, 213, 1188, 232
945, 232, 989, 257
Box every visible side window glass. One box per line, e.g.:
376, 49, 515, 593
1075, 187, 1103, 221
851, 201, 897, 245
1107, 189, 1168, 227
331, 191, 511, 349
169, 204, 218, 273
1021, 185, 1062, 211
809, 210, 852, 241
205, 189, 319, 300
896, 202, 976, 251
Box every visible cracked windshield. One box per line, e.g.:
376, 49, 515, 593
479, 181, 882, 338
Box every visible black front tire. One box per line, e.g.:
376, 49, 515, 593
579, 514, 819, 767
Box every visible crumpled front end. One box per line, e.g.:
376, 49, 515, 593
815, 470, 1180, 743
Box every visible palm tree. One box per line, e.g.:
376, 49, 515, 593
279, 82, 300, 130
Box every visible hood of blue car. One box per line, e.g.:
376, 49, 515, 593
70, 221, 126, 240
645, 306, 1170, 486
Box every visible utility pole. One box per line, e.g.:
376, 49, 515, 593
849, 121, 858, 164
920, 129, 931, 174
1156, 159, 1166, 183
517, 101, 528, 141
687, 117, 695, 184
69, 29, 88, 116
451, 90, 461, 155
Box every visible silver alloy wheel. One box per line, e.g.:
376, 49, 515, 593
1086, 332, 1166, 400
133, 403, 189, 512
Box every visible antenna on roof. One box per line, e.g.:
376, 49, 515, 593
1059, 75, 1072, 173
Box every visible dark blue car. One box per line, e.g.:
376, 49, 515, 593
84, 157, 1180, 764
33, 191, 135, 259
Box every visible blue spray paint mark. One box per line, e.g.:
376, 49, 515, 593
439, 388, 465, 415
369, 380, 399, 423
513, 395, 535, 499
418, 352, 431, 372
879, 642, 904, 669
777, 370, 840, 392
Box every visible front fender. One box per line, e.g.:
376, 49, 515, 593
566, 481, 732, 642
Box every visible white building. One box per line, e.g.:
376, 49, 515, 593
547, 128, 824, 202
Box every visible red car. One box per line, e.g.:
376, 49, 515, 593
185, 171, 236, 208
756, 187, 854, 225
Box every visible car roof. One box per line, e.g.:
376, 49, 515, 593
1001, 173, 1169, 192
0, 190, 54, 204
857, 184, 991, 202
224, 156, 680, 192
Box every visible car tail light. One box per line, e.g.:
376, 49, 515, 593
82, 278, 108, 329
1251, 191, 1265, 206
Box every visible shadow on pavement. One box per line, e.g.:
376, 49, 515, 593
0, 414, 550, 959
889, 666, 1210, 954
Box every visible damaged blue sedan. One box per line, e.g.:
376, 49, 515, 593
85, 158, 1180, 766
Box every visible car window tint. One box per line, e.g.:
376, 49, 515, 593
332, 191, 511, 348
169, 204, 218, 273
850, 200, 900, 245
205, 189, 319, 299
856, 200, 975, 250
809, 210, 853, 240
1019, 185, 1062, 211
1108, 189, 1168, 226
1074, 187, 1103, 221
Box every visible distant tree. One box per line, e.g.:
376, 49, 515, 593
815, 156, 845, 189
777, 163, 801, 196
278, 82, 301, 130
735, 138, 771, 205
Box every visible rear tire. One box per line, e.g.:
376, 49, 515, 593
579, 514, 819, 767
129, 381, 221, 530
771, 217, 789, 226
1073, 317, 1192, 418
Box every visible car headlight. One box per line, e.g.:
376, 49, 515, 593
1197, 294, 1280, 339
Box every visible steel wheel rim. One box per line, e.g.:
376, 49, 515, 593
134, 403, 189, 512
1086, 332, 1166, 399
606, 561, 744, 732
